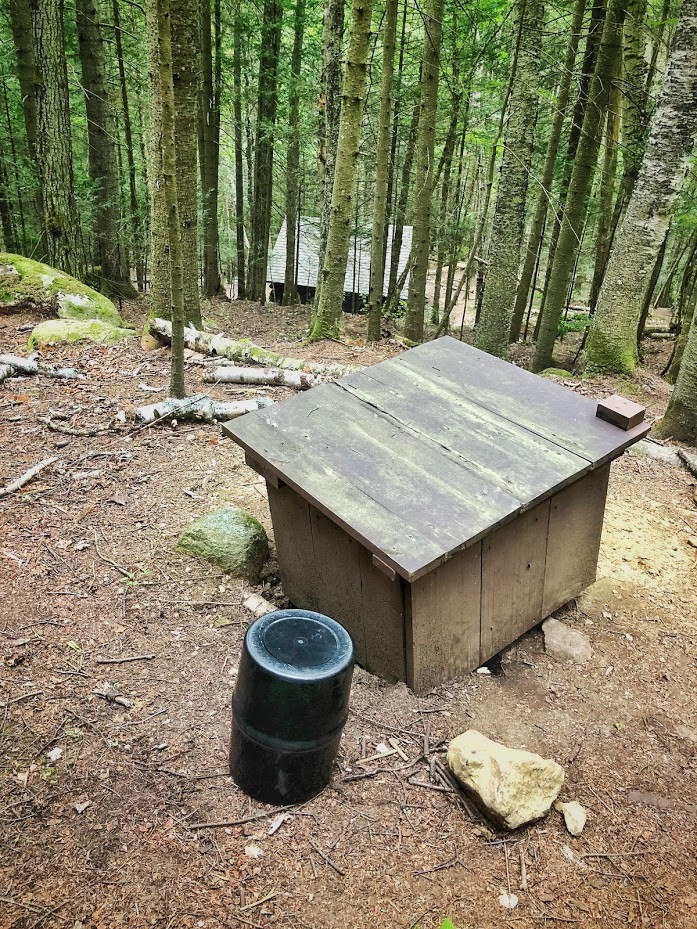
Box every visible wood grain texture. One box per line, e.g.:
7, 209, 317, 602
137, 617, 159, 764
406, 542, 481, 693
542, 463, 610, 615
480, 499, 550, 663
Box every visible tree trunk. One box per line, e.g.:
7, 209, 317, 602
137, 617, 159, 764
655, 306, 697, 444
387, 98, 419, 302
233, 0, 246, 298
315, 0, 345, 310
283, 0, 306, 306
585, 0, 697, 374
0, 135, 18, 252
509, 0, 586, 341
146, 0, 186, 396
31, 0, 83, 278
403, 0, 445, 343
171, 0, 201, 324
112, 0, 144, 290
475, 0, 544, 357
9, 0, 45, 254
366, 0, 398, 341
247, 0, 282, 303
532, 0, 624, 373
309, 0, 374, 340
199, 0, 222, 297
76, 0, 132, 295
146, 0, 170, 317
588, 72, 620, 313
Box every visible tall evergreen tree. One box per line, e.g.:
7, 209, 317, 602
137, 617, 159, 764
310, 0, 374, 339
247, 0, 282, 302
31, 0, 83, 276
284, 0, 306, 305
475, 0, 544, 357
232, 0, 246, 299
199, 0, 222, 297
403, 0, 445, 343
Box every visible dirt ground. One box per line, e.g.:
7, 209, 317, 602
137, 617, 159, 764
1, 299, 696, 929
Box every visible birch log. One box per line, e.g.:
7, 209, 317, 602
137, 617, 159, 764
148, 318, 360, 377
204, 366, 321, 389
0, 457, 59, 499
0, 354, 83, 383
134, 393, 274, 424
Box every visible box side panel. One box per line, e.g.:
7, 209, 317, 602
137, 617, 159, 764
542, 463, 610, 615
406, 543, 481, 694
480, 500, 550, 664
267, 484, 406, 681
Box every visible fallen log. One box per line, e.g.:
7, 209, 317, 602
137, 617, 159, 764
134, 393, 274, 425
204, 365, 321, 390
148, 318, 359, 378
0, 456, 59, 499
0, 353, 83, 383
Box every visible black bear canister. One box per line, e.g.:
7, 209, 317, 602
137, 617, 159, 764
229, 610, 355, 804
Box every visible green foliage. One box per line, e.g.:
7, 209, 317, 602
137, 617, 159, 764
558, 312, 591, 338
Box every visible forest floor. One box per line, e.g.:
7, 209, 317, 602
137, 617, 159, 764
1, 298, 696, 929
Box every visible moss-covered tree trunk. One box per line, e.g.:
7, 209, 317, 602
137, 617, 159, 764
588, 74, 620, 313
403, 0, 445, 343
655, 307, 697, 444
309, 0, 374, 340
247, 0, 282, 303
315, 0, 345, 311
509, 0, 586, 342
76, 0, 134, 295
366, 0, 397, 341
532, 0, 624, 372
31, 0, 83, 278
146, 0, 186, 397
475, 0, 543, 357
171, 0, 201, 324
283, 0, 306, 306
585, 0, 697, 374
232, 2, 246, 299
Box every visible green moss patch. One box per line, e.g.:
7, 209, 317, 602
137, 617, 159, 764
28, 318, 137, 348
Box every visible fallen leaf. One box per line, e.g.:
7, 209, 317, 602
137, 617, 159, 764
73, 800, 91, 814
244, 844, 263, 858
498, 892, 518, 910
46, 747, 64, 762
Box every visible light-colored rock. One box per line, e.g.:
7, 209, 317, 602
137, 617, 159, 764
628, 439, 681, 467
28, 318, 136, 348
679, 448, 697, 478
0, 252, 124, 325
177, 506, 269, 581
447, 730, 564, 830
558, 800, 587, 836
542, 618, 593, 663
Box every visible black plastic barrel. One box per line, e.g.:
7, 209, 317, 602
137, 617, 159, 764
229, 609, 355, 804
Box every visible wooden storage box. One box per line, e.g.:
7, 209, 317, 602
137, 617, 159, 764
223, 338, 649, 693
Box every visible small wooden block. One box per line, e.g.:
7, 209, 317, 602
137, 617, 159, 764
596, 395, 646, 431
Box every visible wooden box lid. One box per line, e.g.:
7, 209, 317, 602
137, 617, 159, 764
223, 338, 649, 582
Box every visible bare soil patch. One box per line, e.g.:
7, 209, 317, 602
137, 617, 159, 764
1, 300, 696, 929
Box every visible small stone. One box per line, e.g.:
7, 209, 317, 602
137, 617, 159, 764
557, 800, 587, 836
542, 618, 593, 663
447, 730, 564, 830
177, 506, 269, 581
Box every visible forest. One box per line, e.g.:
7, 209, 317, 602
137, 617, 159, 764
0, 0, 695, 432
1, 0, 697, 924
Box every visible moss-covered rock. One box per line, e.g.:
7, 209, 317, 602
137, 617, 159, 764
177, 506, 269, 581
28, 318, 137, 348
0, 252, 125, 326
540, 367, 574, 380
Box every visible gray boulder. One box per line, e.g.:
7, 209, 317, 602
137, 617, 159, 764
177, 506, 269, 581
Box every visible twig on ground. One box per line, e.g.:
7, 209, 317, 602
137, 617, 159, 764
0, 691, 43, 709
0, 457, 59, 500
308, 840, 345, 876
95, 654, 155, 665
189, 804, 299, 830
